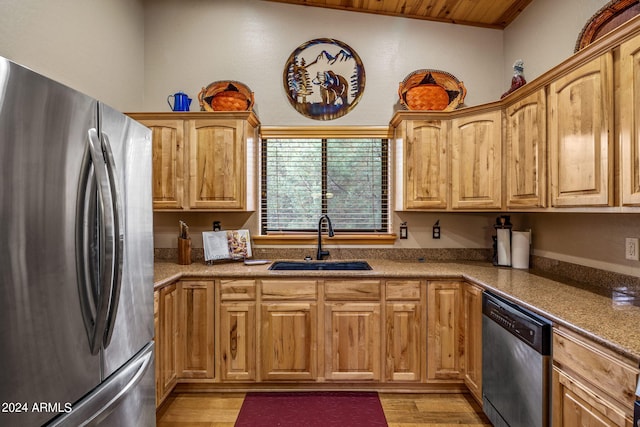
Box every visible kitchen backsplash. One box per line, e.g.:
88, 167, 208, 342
154, 248, 640, 296
154, 247, 492, 263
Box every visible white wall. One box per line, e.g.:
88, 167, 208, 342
0, 0, 145, 111
520, 213, 640, 277
142, 0, 504, 125
503, 0, 608, 82
3, 0, 637, 274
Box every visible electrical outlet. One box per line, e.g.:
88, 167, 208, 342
625, 238, 639, 261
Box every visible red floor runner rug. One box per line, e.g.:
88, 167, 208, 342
234, 391, 388, 427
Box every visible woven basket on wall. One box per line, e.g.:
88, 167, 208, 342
398, 69, 466, 111
197, 81, 255, 112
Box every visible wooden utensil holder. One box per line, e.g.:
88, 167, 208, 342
178, 237, 192, 265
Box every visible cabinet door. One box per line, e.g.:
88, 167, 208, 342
403, 120, 448, 209
325, 302, 381, 381
178, 281, 214, 379
153, 291, 161, 407
427, 281, 463, 380
505, 89, 547, 208
187, 119, 246, 210
450, 110, 502, 209
141, 119, 185, 209
552, 368, 628, 427
463, 283, 483, 402
620, 35, 640, 206
385, 302, 422, 381
158, 284, 178, 403
261, 303, 317, 381
548, 53, 614, 207
220, 303, 256, 381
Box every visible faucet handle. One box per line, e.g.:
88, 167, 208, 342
317, 249, 330, 260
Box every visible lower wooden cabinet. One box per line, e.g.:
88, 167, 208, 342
259, 279, 318, 381
552, 327, 639, 426
178, 280, 214, 379
385, 279, 425, 382
553, 367, 630, 427
155, 283, 178, 407
324, 302, 381, 381
427, 281, 464, 381
153, 291, 161, 406
260, 302, 317, 381
218, 279, 256, 381
219, 302, 256, 381
324, 279, 382, 381
462, 282, 483, 402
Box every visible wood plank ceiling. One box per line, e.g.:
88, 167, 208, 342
263, 0, 533, 29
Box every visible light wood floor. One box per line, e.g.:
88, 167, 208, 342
156, 392, 493, 426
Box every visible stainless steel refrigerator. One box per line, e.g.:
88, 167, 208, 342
0, 57, 155, 426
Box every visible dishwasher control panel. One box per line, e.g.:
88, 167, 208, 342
483, 291, 551, 355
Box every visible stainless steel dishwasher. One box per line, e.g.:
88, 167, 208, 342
482, 291, 552, 427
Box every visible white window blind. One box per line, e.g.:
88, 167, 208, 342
261, 138, 388, 233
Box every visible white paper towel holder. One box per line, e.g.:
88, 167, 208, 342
493, 215, 513, 267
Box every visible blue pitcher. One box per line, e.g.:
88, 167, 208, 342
167, 91, 192, 111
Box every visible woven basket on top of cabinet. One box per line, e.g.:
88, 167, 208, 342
398, 69, 466, 111
197, 80, 255, 112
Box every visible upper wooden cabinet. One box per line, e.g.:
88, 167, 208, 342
391, 21, 640, 212
394, 118, 448, 209
450, 109, 502, 210
391, 109, 502, 211
128, 112, 259, 211
504, 89, 547, 208
620, 35, 640, 206
143, 119, 185, 209
548, 53, 614, 207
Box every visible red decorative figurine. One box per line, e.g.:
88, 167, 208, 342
501, 59, 526, 99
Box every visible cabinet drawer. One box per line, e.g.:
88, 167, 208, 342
261, 280, 317, 300
385, 280, 421, 300
324, 280, 381, 300
553, 329, 639, 407
220, 279, 256, 301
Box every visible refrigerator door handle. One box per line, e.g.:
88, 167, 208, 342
45, 342, 155, 427
76, 142, 101, 355
100, 132, 124, 349
86, 128, 116, 355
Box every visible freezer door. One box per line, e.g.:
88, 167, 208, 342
46, 342, 156, 427
98, 103, 154, 377
0, 58, 102, 426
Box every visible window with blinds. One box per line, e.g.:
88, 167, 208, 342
261, 138, 388, 234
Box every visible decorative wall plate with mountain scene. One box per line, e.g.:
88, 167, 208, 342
283, 38, 365, 120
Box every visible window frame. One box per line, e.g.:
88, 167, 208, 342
255, 126, 396, 245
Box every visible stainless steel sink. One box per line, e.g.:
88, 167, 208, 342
268, 260, 372, 271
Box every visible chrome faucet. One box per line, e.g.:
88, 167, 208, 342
316, 214, 335, 260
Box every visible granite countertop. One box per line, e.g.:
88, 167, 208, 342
154, 259, 640, 363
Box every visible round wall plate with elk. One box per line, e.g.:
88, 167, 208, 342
283, 38, 365, 120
